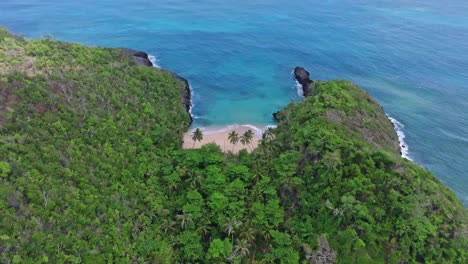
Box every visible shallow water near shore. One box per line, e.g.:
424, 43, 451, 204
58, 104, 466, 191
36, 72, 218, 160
1, 0, 467, 205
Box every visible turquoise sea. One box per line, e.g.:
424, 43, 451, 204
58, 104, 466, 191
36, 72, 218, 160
1, 0, 467, 205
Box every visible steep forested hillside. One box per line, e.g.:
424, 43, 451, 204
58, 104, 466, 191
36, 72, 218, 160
0, 27, 466, 263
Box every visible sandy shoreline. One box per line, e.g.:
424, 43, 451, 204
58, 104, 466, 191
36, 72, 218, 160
183, 125, 273, 153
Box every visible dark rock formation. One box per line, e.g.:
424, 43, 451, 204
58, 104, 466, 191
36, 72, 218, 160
294, 67, 314, 97
119, 48, 193, 125
164, 71, 193, 125
272, 111, 279, 121
120, 48, 153, 67
272, 67, 314, 122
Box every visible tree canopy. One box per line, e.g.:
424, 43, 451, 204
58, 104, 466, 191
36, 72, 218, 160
0, 27, 466, 263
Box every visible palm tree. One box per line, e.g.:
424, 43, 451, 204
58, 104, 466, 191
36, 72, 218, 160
175, 165, 188, 180
196, 222, 210, 237
233, 239, 251, 258
251, 170, 264, 184
223, 219, 236, 238
240, 227, 256, 243
258, 127, 274, 153
161, 219, 176, 233
197, 216, 212, 242
176, 213, 193, 229
191, 128, 203, 148
262, 127, 274, 144
186, 173, 203, 188
259, 228, 272, 243
223, 217, 242, 238
240, 129, 254, 151
227, 131, 240, 152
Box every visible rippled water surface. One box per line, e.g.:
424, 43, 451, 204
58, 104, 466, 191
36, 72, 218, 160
1, 0, 467, 204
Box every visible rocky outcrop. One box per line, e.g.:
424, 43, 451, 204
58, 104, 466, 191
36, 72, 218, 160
272, 111, 279, 121
120, 48, 153, 67
294, 67, 314, 97
119, 48, 193, 125
272, 67, 314, 121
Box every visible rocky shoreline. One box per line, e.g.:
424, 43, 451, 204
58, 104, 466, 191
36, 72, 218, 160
273, 66, 404, 157
120, 48, 193, 125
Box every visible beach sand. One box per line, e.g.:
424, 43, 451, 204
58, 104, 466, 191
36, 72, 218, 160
183, 125, 271, 153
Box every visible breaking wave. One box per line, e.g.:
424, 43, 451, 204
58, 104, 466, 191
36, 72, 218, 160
387, 115, 412, 161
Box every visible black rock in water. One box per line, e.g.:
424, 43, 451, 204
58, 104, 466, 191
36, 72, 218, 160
294, 66, 314, 96
272, 111, 279, 121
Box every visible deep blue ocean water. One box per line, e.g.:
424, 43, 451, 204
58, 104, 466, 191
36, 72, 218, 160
1, 0, 467, 205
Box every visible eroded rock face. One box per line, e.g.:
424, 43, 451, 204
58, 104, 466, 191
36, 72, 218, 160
167, 72, 193, 125
272, 111, 279, 121
120, 48, 153, 67
294, 67, 314, 97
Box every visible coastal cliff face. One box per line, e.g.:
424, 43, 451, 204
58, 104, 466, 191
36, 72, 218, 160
282, 67, 400, 154
120, 48, 153, 67
120, 48, 193, 125
165, 72, 192, 125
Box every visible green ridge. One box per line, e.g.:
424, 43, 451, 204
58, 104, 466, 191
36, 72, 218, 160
0, 27, 466, 263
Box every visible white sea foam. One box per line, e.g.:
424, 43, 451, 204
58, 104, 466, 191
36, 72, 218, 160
243, 124, 266, 138
148, 55, 195, 116
148, 54, 161, 68
387, 115, 412, 161
295, 80, 304, 97
150, 54, 194, 116
188, 84, 195, 117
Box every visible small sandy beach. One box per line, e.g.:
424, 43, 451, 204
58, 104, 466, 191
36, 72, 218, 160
183, 125, 272, 153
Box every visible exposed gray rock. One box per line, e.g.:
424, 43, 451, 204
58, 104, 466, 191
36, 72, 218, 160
120, 48, 153, 67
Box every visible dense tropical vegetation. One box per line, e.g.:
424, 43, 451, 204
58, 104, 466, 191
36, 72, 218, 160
0, 27, 466, 263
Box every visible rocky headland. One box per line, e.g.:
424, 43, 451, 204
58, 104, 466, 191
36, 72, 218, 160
1, 26, 466, 263
121, 48, 193, 125
273, 66, 315, 121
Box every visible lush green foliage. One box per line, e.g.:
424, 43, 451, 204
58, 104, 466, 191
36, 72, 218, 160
0, 28, 466, 263
266, 82, 467, 263
0, 29, 190, 263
